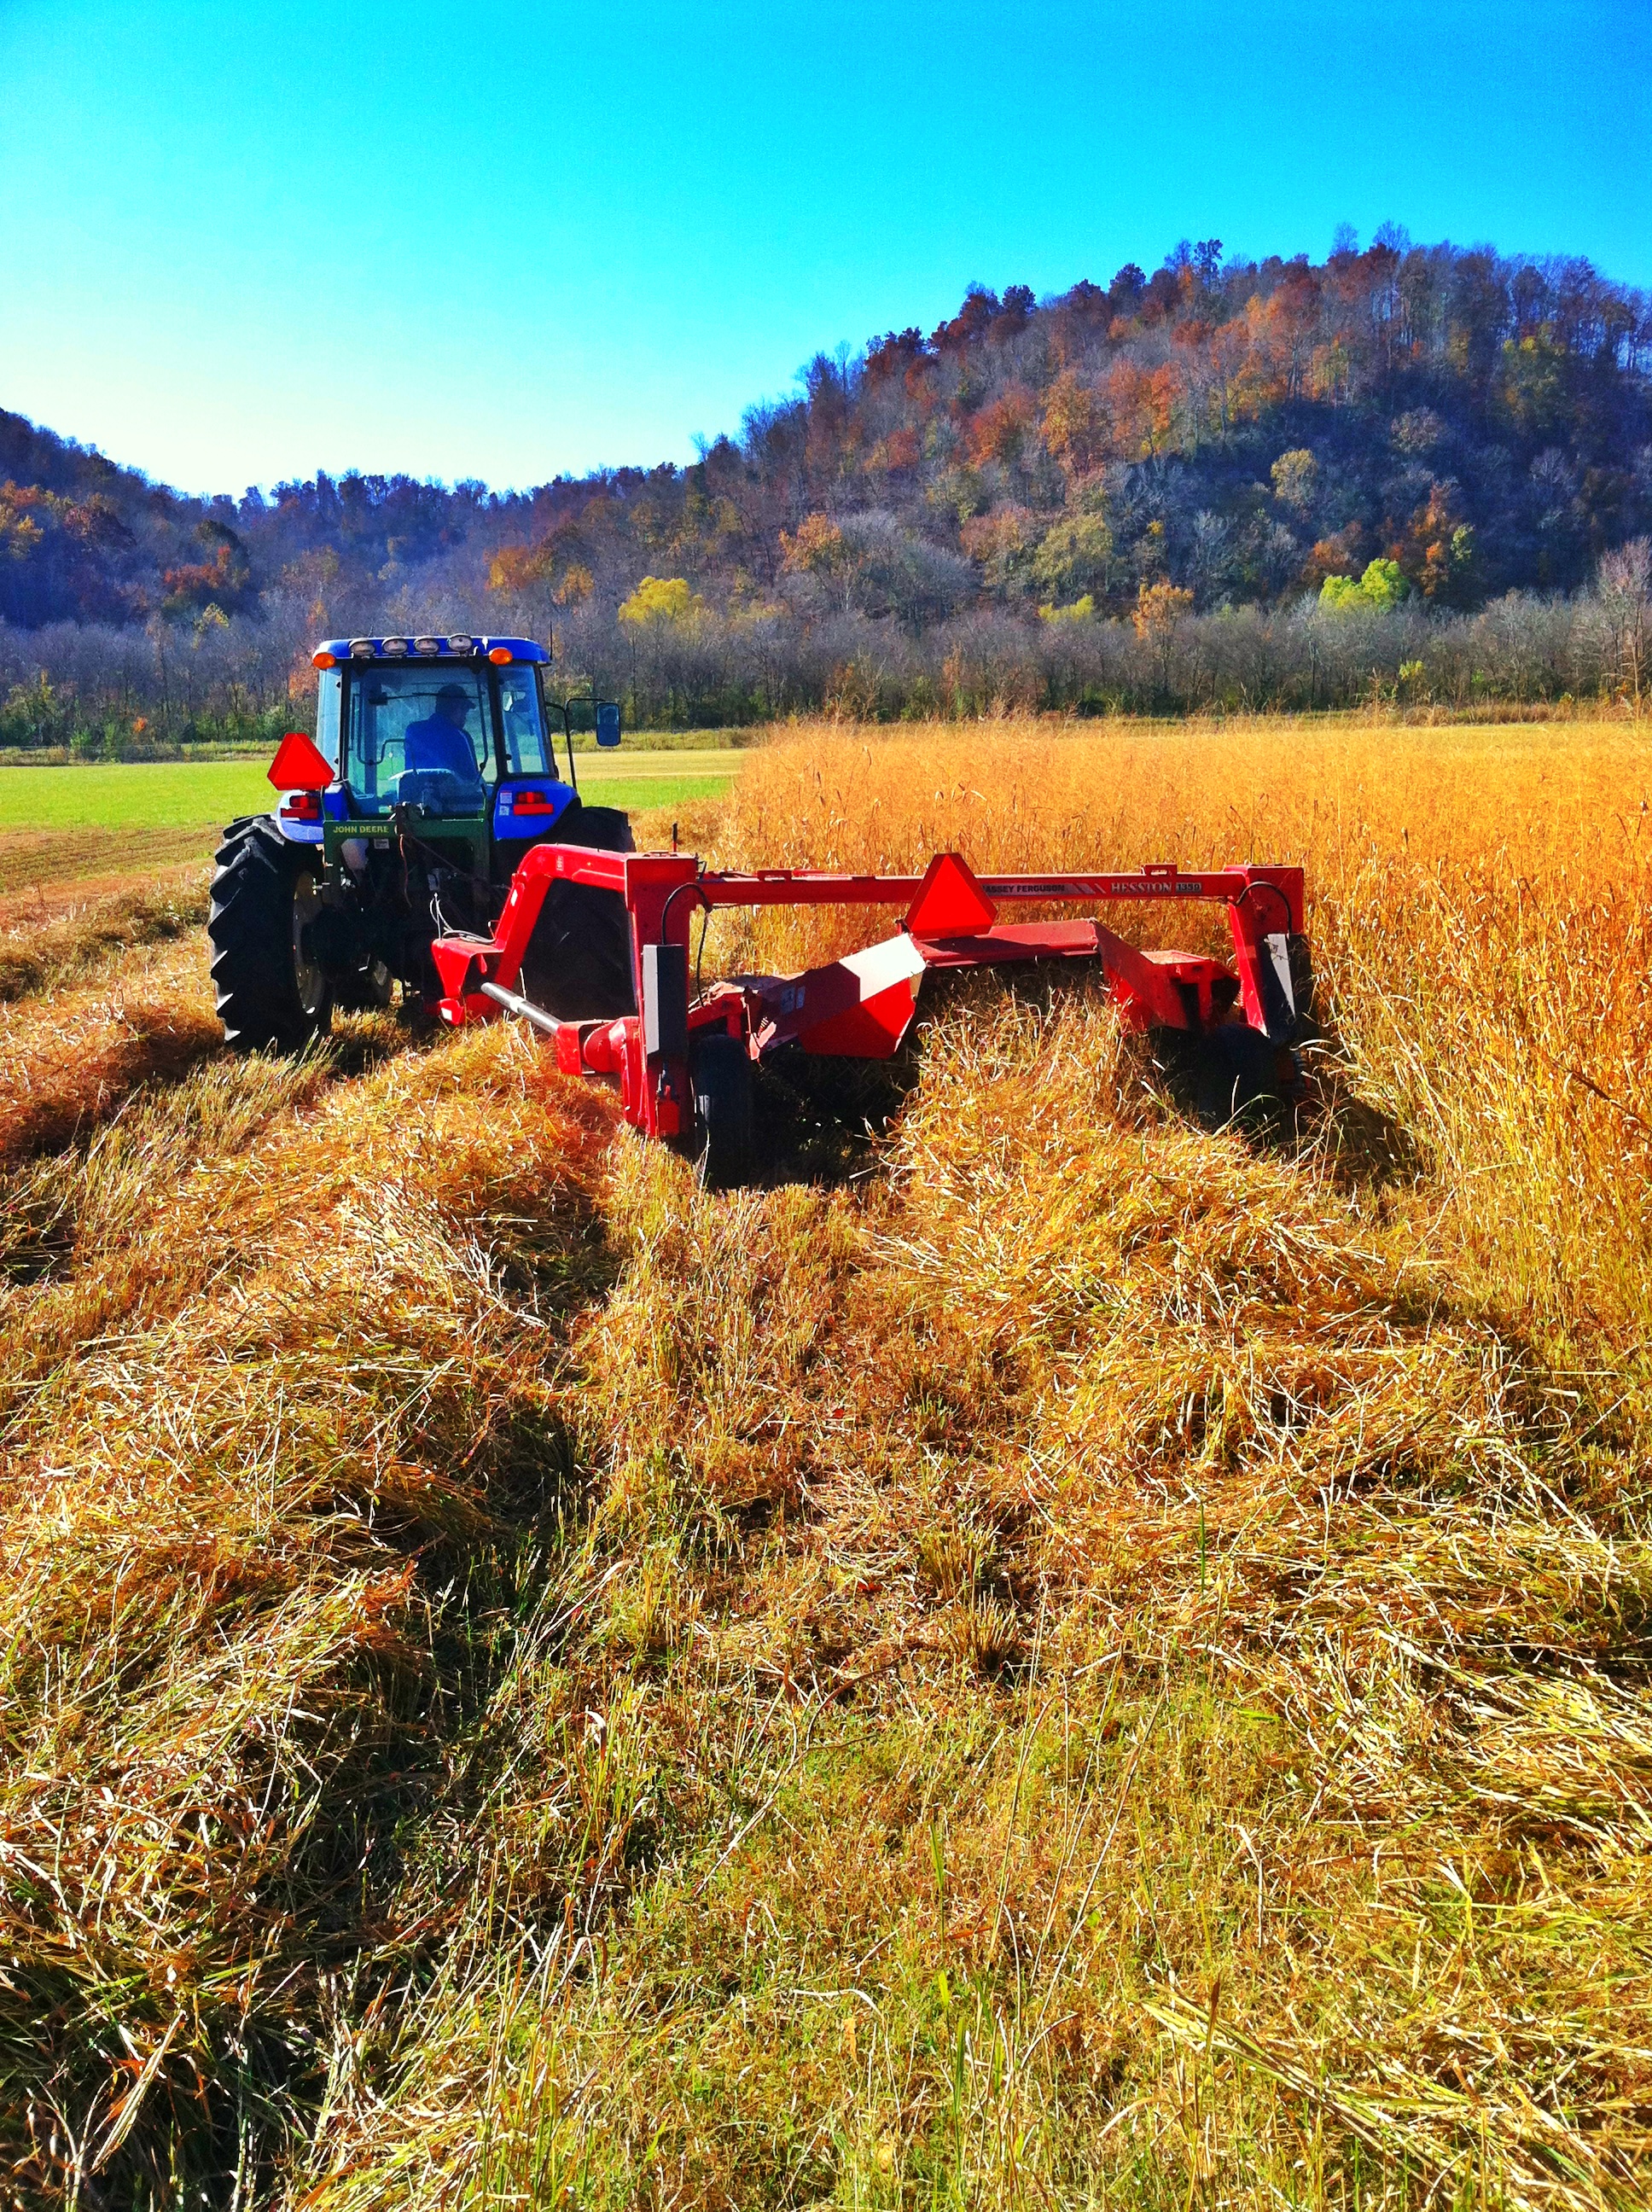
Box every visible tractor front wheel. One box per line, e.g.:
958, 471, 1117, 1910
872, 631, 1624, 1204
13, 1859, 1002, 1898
208, 818, 331, 1052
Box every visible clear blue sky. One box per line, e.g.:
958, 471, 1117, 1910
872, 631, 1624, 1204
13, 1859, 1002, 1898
1, 1, 1647, 498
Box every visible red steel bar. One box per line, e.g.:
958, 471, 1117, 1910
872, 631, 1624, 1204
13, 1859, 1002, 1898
429, 845, 1307, 1157
695, 862, 1302, 932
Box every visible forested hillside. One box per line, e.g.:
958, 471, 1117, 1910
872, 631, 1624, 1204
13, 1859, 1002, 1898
3, 230, 1651, 740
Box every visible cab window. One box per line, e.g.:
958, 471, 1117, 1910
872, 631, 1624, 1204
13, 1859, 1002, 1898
315, 667, 342, 771
344, 663, 494, 816
498, 669, 555, 775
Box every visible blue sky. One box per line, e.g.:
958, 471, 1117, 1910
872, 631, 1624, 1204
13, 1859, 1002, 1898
1, 0, 1647, 497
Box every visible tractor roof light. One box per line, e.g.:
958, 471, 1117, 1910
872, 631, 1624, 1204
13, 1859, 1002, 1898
488, 645, 513, 664
312, 649, 338, 669
446, 635, 474, 655
349, 638, 375, 658
382, 637, 410, 657
414, 636, 441, 655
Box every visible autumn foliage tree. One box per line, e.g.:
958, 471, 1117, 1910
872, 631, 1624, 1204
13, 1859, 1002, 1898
0, 233, 1649, 737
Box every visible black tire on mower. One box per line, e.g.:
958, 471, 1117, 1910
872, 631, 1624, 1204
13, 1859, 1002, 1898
208, 818, 332, 1053
692, 1033, 755, 1191
516, 803, 638, 1022
1184, 1022, 1293, 1132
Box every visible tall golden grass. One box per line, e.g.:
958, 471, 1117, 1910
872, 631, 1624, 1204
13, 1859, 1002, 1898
718, 719, 1652, 1357
3, 719, 1649, 2209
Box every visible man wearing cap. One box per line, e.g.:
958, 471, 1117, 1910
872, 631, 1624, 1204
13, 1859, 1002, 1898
404, 684, 485, 788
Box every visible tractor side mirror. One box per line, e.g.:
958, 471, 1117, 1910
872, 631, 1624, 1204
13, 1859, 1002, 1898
596, 701, 621, 749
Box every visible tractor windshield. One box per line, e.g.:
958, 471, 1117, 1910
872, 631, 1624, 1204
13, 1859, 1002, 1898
344, 662, 494, 817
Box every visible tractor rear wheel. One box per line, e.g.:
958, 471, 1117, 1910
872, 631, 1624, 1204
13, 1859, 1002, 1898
517, 803, 637, 1022
214, 815, 261, 866
692, 1033, 755, 1190
208, 818, 331, 1053
564, 803, 632, 852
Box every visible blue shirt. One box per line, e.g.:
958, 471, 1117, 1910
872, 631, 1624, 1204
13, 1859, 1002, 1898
404, 714, 482, 783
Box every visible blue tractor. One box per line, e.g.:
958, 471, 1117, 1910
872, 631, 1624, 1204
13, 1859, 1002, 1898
208, 635, 632, 1051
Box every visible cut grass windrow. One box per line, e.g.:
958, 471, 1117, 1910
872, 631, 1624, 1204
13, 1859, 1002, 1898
0, 873, 209, 1004
1, 1016, 621, 2205
2, 720, 1649, 2209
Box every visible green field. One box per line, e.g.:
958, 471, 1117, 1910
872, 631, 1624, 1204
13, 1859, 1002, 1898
0, 751, 737, 831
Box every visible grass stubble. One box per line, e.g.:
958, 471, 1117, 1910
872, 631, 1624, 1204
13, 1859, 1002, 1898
1, 720, 1649, 2209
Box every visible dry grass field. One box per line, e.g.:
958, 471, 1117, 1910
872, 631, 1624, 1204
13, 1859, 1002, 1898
2, 719, 1649, 2211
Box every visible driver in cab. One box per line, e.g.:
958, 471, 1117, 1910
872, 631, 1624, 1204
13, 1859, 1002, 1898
404, 684, 484, 789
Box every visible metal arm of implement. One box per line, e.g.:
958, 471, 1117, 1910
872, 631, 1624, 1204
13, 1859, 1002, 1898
428, 846, 1307, 1155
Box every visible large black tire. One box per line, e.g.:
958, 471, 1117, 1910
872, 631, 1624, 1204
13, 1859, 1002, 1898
516, 803, 637, 1022
562, 802, 633, 853
213, 814, 262, 867
208, 818, 332, 1053
692, 1033, 755, 1190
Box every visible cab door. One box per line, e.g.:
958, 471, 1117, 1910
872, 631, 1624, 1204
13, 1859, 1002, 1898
490, 667, 579, 882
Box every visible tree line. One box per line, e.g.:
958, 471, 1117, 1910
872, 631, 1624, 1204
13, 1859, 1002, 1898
1, 228, 1649, 746
4, 548, 1646, 757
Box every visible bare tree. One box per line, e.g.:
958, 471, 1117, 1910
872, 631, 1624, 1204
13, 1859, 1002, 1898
1595, 539, 1651, 707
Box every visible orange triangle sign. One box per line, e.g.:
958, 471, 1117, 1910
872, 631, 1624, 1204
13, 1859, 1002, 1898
267, 730, 334, 790
904, 852, 998, 937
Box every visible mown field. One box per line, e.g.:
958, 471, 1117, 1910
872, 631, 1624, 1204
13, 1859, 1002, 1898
0, 751, 737, 833
0, 752, 737, 935
2, 718, 1649, 2210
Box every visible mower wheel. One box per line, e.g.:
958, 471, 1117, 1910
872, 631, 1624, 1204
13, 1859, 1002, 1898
208, 818, 331, 1053
1185, 1021, 1294, 1132
692, 1033, 755, 1190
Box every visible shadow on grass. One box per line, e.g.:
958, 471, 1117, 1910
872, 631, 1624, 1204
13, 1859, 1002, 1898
1297, 1071, 1425, 1188
745, 962, 1423, 1195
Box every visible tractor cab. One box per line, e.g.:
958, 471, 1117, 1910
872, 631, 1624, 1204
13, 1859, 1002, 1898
210, 633, 634, 1051
300, 636, 613, 863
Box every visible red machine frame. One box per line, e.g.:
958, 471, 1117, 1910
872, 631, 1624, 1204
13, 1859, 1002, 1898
429, 844, 1306, 1154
